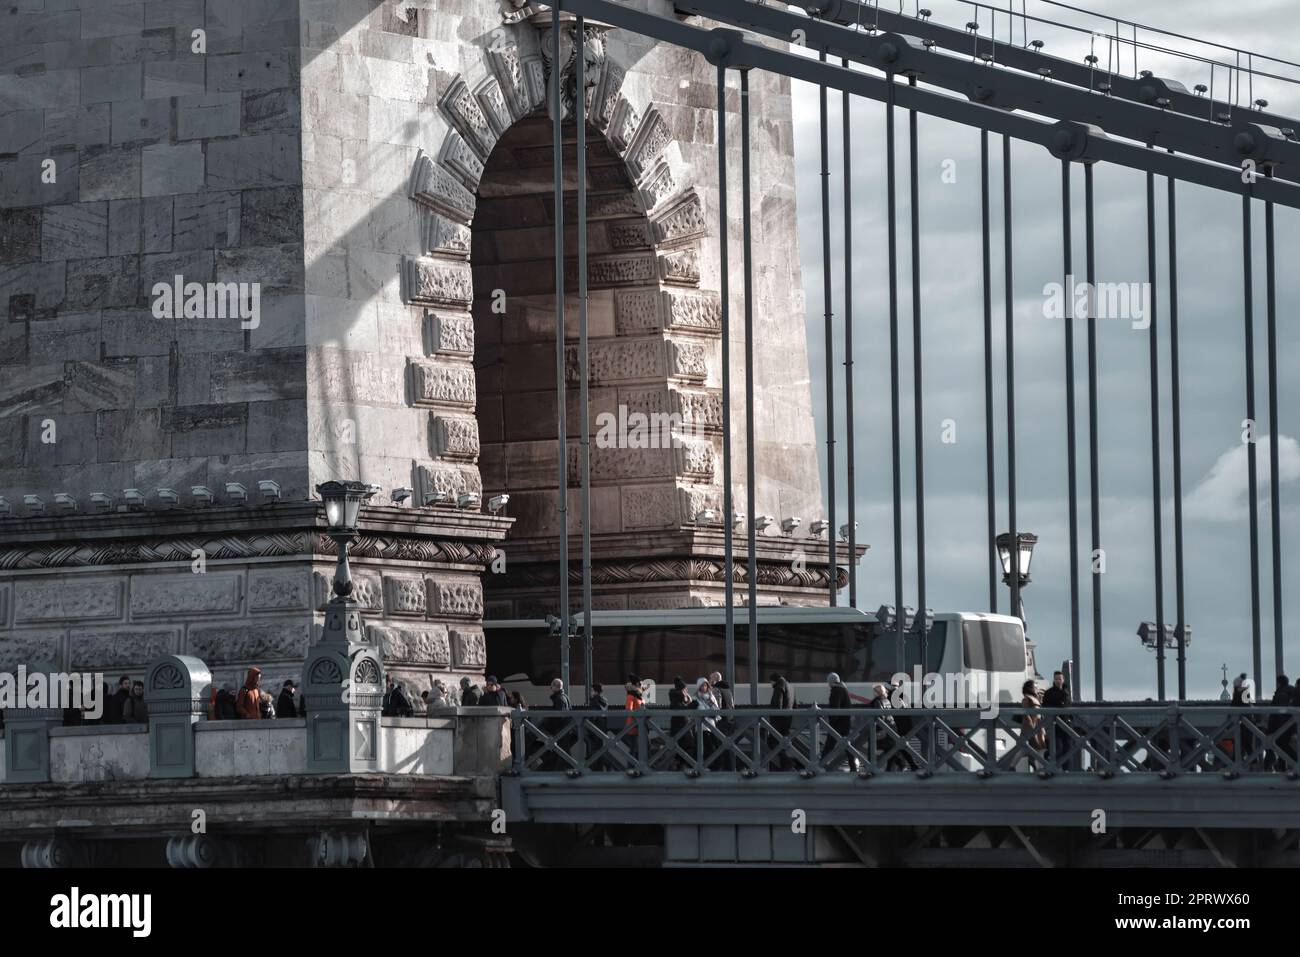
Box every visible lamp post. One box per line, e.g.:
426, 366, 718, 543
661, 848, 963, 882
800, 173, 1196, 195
1138, 622, 1189, 701
995, 531, 1037, 629
305, 480, 384, 773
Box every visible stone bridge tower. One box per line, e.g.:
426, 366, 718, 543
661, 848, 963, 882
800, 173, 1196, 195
0, 0, 842, 696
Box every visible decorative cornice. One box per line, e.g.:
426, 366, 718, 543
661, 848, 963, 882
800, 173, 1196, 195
493, 555, 849, 590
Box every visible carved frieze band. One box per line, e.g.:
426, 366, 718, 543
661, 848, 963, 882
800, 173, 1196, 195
494, 556, 848, 590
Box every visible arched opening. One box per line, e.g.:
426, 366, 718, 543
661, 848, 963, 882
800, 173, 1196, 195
471, 115, 665, 622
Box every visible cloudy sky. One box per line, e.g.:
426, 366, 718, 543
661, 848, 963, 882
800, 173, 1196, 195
787, 0, 1300, 700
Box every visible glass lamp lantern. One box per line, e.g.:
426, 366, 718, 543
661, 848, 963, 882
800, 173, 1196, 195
316, 481, 377, 600
995, 531, 1038, 582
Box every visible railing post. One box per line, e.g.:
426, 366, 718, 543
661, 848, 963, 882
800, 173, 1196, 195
146, 654, 211, 779
2, 660, 61, 784
303, 601, 384, 774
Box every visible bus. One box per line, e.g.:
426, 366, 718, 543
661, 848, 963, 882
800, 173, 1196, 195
486, 606, 1032, 708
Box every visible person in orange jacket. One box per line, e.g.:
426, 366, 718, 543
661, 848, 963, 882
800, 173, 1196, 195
624, 673, 644, 759
235, 667, 263, 719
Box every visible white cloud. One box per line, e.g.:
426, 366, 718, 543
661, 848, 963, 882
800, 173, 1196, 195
1185, 435, 1300, 521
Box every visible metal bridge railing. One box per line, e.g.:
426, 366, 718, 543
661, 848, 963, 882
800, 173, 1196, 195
509, 706, 1300, 778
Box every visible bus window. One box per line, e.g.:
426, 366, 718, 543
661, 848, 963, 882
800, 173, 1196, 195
962, 619, 1025, 672
863, 621, 947, 680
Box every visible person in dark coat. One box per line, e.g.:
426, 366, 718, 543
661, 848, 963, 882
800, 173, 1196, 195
122, 680, 148, 724
106, 676, 131, 725
388, 680, 414, 717
1041, 670, 1073, 769
667, 676, 693, 769
1267, 675, 1295, 770
277, 680, 299, 719
586, 682, 610, 770
215, 685, 238, 720
768, 674, 796, 770
708, 671, 736, 770
480, 676, 509, 708
459, 676, 481, 706
822, 672, 854, 769
541, 678, 572, 770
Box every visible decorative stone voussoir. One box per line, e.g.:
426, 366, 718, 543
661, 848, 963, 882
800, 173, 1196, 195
651, 190, 707, 246
439, 77, 498, 160
366, 623, 451, 666
593, 61, 626, 130
131, 573, 241, 618
521, 55, 547, 111
426, 310, 475, 356
640, 161, 676, 212
432, 413, 480, 459
248, 569, 311, 613
405, 256, 473, 307
187, 619, 311, 663
663, 289, 722, 332
452, 627, 486, 668
659, 245, 701, 286
420, 209, 471, 259
487, 44, 530, 121
668, 339, 708, 380
382, 575, 428, 617
437, 131, 485, 190
411, 358, 476, 407
626, 109, 672, 180
432, 579, 484, 619
15, 580, 122, 623
474, 76, 512, 139
410, 150, 475, 222
609, 98, 639, 151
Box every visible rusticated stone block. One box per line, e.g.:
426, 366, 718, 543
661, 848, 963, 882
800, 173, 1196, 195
412, 358, 475, 407
426, 310, 474, 356
365, 623, 451, 666
0, 631, 65, 671
439, 77, 499, 159
622, 483, 679, 530
248, 569, 311, 613
567, 338, 665, 385
679, 486, 722, 525
639, 162, 676, 211
130, 574, 242, 618
671, 388, 723, 432
15, 580, 122, 623
420, 209, 471, 258
675, 436, 716, 479
452, 627, 486, 668
312, 570, 382, 612
432, 413, 480, 459
187, 618, 312, 663
614, 288, 660, 334
669, 340, 708, 380
664, 290, 722, 332
659, 245, 700, 286
626, 109, 671, 180
432, 579, 484, 619
438, 130, 485, 188
409, 151, 476, 221
405, 256, 473, 307
69, 628, 179, 669
415, 462, 482, 506
383, 575, 427, 617
651, 190, 706, 246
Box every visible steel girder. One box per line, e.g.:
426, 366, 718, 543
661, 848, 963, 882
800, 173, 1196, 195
675, 0, 1300, 183
548, 0, 1300, 209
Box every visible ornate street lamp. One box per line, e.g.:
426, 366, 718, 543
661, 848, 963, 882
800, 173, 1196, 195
995, 531, 1037, 628
317, 480, 378, 604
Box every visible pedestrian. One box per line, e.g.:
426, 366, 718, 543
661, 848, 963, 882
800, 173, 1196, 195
821, 671, 855, 770
106, 675, 131, 725
1041, 670, 1073, 770
694, 677, 720, 768
768, 673, 796, 770
258, 689, 276, 719
624, 673, 645, 764
235, 668, 263, 719
459, 676, 481, 706
277, 680, 299, 719
123, 680, 148, 724
709, 671, 736, 770
388, 679, 413, 717
215, 684, 238, 720
542, 678, 572, 771
586, 682, 609, 770
480, 676, 508, 708
1267, 675, 1295, 770
428, 679, 448, 709
507, 691, 526, 710
1018, 680, 1046, 764
668, 676, 692, 767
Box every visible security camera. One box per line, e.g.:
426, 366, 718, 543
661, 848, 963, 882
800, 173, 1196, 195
781, 517, 802, 534
457, 492, 481, 510
257, 479, 281, 501
156, 488, 179, 506
90, 492, 113, 511
225, 482, 248, 503
695, 508, 717, 525
123, 489, 146, 510
24, 494, 45, 514
423, 490, 453, 507
190, 486, 214, 506
809, 520, 829, 537
754, 515, 774, 532
53, 493, 77, 513
839, 522, 858, 541
487, 494, 510, 513
0, 496, 9, 515
391, 487, 413, 505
